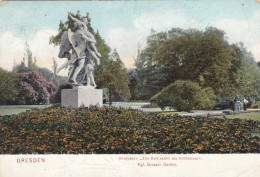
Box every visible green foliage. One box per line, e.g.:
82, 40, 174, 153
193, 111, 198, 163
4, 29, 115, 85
52, 58, 63, 86
0, 68, 20, 105
0, 106, 259, 154
0, 69, 58, 105
91, 32, 130, 104
234, 43, 260, 101
53, 57, 58, 76
136, 30, 168, 99
251, 102, 260, 109
151, 80, 216, 112
37, 67, 66, 86
96, 49, 130, 104
50, 84, 72, 104
128, 69, 138, 100
136, 27, 260, 102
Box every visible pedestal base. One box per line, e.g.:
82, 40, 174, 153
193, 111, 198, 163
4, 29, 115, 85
61, 86, 103, 108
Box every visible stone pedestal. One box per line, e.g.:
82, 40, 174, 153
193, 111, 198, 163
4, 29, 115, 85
61, 86, 103, 108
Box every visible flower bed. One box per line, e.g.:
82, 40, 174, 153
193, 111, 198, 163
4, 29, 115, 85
0, 106, 259, 154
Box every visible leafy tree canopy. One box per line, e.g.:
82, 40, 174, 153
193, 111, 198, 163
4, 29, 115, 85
136, 27, 260, 102
0, 68, 20, 105
96, 49, 130, 104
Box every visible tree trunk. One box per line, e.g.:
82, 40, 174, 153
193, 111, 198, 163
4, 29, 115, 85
109, 86, 112, 106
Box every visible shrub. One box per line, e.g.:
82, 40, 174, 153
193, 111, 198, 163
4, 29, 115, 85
0, 68, 20, 105
251, 102, 260, 109
18, 72, 57, 104
151, 80, 217, 112
0, 69, 60, 105
215, 99, 234, 110
223, 110, 234, 115
50, 84, 72, 103
37, 67, 66, 86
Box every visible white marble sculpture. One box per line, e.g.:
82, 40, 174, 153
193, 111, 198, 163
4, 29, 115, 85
57, 13, 101, 87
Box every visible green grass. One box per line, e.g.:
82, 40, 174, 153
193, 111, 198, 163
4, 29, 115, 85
0, 108, 30, 116
215, 112, 260, 121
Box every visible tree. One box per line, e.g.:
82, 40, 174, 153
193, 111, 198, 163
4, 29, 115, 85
53, 57, 58, 76
127, 68, 138, 100
13, 42, 37, 73
51, 57, 62, 86
136, 27, 258, 101
151, 80, 216, 112
96, 49, 130, 105
234, 43, 260, 101
0, 68, 20, 105
156, 27, 240, 98
37, 67, 66, 86
257, 61, 260, 68
135, 30, 168, 99
0, 69, 58, 105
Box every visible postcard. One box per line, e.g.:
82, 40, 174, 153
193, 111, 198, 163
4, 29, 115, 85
0, 0, 260, 177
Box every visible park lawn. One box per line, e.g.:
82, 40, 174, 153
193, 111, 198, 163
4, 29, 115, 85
214, 112, 260, 121
161, 109, 193, 115
161, 111, 183, 116
0, 108, 30, 116
0, 106, 259, 154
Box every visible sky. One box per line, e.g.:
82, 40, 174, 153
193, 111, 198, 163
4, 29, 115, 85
0, 0, 260, 75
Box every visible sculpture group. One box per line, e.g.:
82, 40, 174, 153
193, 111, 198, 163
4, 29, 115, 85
57, 13, 101, 87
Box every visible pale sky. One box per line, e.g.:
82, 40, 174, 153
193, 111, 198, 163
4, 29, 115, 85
0, 0, 260, 75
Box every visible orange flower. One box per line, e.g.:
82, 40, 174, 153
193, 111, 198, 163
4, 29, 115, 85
219, 148, 225, 152
41, 131, 48, 136
54, 132, 59, 136
197, 145, 204, 151
87, 144, 91, 149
